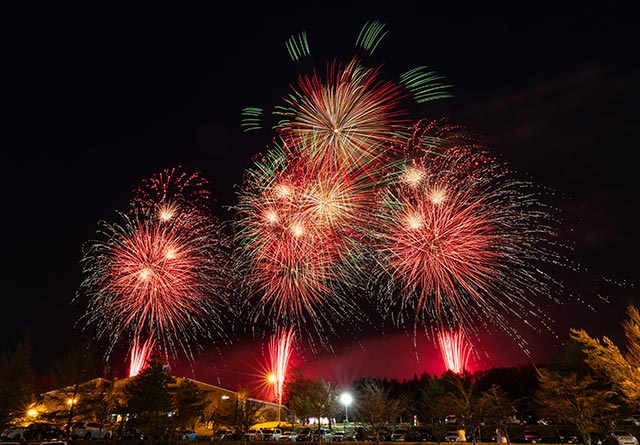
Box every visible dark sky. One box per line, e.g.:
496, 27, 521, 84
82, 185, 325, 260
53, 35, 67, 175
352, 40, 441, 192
3, 5, 639, 390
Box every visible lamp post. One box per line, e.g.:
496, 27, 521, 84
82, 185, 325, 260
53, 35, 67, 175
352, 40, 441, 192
340, 393, 352, 426
65, 397, 78, 439
268, 373, 281, 423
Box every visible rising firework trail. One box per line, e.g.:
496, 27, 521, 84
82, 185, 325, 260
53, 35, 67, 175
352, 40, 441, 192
268, 327, 295, 422
128, 336, 155, 377
437, 329, 473, 374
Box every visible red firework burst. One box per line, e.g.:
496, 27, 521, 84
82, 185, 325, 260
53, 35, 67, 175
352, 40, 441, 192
234, 145, 373, 343
77, 206, 232, 362
373, 120, 564, 336
378, 169, 499, 314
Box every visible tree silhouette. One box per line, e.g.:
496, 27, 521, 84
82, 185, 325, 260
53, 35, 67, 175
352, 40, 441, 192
534, 367, 618, 445
123, 359, 175, 443
419, 374, 452, 444
476, 384, 514, 444
570, 304, 640, 410
286, 369, 341, 438
0, 337, 34, 428
46, 339, 106, 437
352, 379, 400, 445
172, 378, 209, 432
214, 387, 264, 443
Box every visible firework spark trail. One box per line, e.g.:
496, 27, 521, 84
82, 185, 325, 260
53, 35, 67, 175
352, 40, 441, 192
130, 165, 212, 216
437, 329, 473, 374
77, 168, 233, 365
371, 120, 567, 349
128, 336, 155, 377
268, 327, 295, 412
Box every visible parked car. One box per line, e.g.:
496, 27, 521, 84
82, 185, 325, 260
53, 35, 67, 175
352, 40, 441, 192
245, 429, 263, 441
557, 429, 579, 444
311, 428, 332, 442
213, 430, 229, 441
523, 430, 541, 443
445, 430, 464, 442
30, 442, 70, 445
586, 432, 606, 445
408, 428, 435, 442
279, 431, 297, 441
23, 423, 65, 441
608, 431, 640, 445
367, 428, 392, 442
119, 427, 144, 440
296, 429, 312, 442
332, 431, 346, 442
620, 417, 640, 427
71, 421, 112, 440
262, 428, 282, 441
391, 429, 409, 442
445, 414, 458, 424
225, 433, 243, 441
179, 430, 198, 441
1, 427, 26, 440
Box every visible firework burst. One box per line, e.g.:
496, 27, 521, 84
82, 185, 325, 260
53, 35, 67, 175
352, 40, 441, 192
371, 119, 567, 350
77, 168, 233, 365
244, 20, 450, 173
234, 145, 371, 349
274, 57, 410, 171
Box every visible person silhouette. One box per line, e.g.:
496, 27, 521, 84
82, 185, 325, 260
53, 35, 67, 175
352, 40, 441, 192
496, 428, 507, 444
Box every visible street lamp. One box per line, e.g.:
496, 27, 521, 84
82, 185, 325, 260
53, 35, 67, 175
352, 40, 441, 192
268, 373, 282, 423
340, 393, 352, 425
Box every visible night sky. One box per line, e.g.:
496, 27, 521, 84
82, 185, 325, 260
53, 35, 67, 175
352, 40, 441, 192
3, 5, 638, 392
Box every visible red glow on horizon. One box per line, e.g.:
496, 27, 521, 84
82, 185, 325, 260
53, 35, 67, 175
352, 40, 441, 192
168, 329, 558, 391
